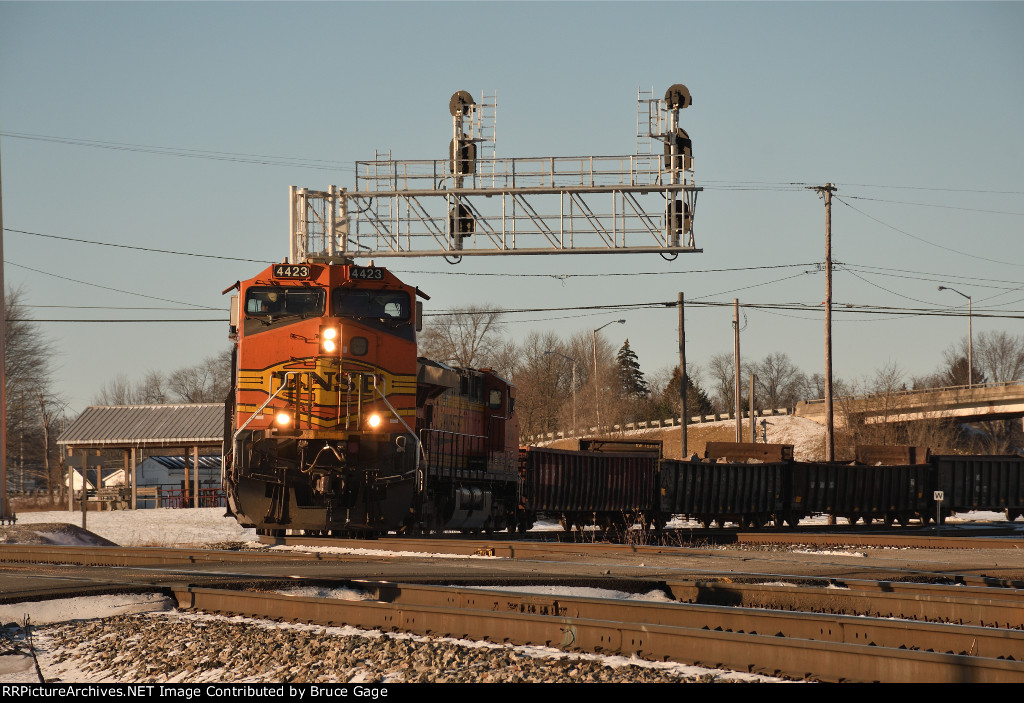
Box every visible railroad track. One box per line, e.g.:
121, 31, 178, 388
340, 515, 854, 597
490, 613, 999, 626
172, 578, 1024, 682
3, 541, 1023, 682
263, 531, 1024, 554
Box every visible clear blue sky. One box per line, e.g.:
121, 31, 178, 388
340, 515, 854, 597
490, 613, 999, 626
2, 1, 1022, 414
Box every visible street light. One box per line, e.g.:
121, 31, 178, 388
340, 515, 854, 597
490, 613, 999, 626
544, 351, 577, 437
938, 285, 973, 388
592, 319, 626, 431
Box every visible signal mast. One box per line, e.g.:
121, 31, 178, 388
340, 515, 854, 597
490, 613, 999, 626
288, 85, 700, 262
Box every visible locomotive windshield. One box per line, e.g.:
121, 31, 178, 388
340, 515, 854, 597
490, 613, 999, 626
245, 287, 325, 318
332, 288, 411, 322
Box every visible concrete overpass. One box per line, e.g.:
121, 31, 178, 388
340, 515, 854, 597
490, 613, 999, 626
794, 381, 1024, 426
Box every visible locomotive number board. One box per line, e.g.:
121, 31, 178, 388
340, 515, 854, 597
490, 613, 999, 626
273, 264, 313, 279
350, 266, 385, 280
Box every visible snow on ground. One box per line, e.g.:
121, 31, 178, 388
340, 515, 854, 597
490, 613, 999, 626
10, 507, 258, 547
1, 505, 1017, 684
0, 510, 786, 684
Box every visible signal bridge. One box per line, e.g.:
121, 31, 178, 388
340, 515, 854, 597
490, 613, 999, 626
289, 86, 701, 261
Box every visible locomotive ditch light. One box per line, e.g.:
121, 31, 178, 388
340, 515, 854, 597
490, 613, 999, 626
274, 409, 300, 437
366, 413, 383, 430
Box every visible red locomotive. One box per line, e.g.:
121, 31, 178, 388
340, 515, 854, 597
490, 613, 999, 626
224, 260, 519, 536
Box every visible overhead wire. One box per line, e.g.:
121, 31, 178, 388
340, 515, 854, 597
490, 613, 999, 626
6, 261, 220, 310
6, 228, 273, 264
842, 194, 1024, 217
0, 131, 356, 172
835, 195, 1024, 268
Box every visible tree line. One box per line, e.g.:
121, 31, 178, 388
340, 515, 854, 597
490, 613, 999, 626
420, 306, 1024, 453
3, 286, 232, 501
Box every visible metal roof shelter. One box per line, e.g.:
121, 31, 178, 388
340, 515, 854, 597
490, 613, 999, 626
57, 404, 225, 510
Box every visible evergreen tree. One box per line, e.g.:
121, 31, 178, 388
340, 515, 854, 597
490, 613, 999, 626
662, 365, 714, 419
616, 339, 649, 398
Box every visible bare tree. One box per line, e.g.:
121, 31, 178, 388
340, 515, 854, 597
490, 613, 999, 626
798, 372, 825, 401
418, 304, 505, 368
94, 350, 231, 405
975, 331, 1024, 383
4, 286, 61, 494
511, 331, 569, 439
938, 336, 987, 387
706, 352, 735, 414
93, 374, 141, 405
751, 352, 806, 410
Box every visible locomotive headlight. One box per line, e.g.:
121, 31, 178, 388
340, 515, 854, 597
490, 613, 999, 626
367, 413, 382, 429
319, 325, 340, 354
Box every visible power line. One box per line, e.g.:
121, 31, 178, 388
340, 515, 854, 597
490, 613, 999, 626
839, 262, 1024, 291
26, 305, 222, 311
17, 319, 227, 323
1, 131, 355, 172
431, 298, 1024, 320
839, 182, 1024, 196
6, 228, 272, 263
843, 194, 1024, 217
842, 269, 944, 306
835, 196, 1024, 268
7, 261, 220, 310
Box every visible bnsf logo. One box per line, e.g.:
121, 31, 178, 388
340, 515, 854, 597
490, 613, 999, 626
272, 371, 370, 392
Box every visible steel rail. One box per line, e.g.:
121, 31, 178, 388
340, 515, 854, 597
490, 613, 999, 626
171, 584, 1024, 683
667, 579, 1024, 630
260, 531, 1024, 554
0, 544, 346, 566
4, 542, 1022, 593
321, 580, 1024, 658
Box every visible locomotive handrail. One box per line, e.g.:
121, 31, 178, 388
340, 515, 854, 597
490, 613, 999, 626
370, 374, 424, 488
232, 372, 296, 450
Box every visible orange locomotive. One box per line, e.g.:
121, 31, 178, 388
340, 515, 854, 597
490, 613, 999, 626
224, 260, 520, 536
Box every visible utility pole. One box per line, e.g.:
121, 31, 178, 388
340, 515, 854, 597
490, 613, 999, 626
733, 299, 741, 442
749, 374, 756, 443
678, 292, 687, 458
810, 184, 837, 462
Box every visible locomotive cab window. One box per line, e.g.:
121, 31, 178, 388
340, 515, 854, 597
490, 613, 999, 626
246, 287, 324, 317
488, 389, 502, 410
244, 287, 325, 334
332, 289, 411, 322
